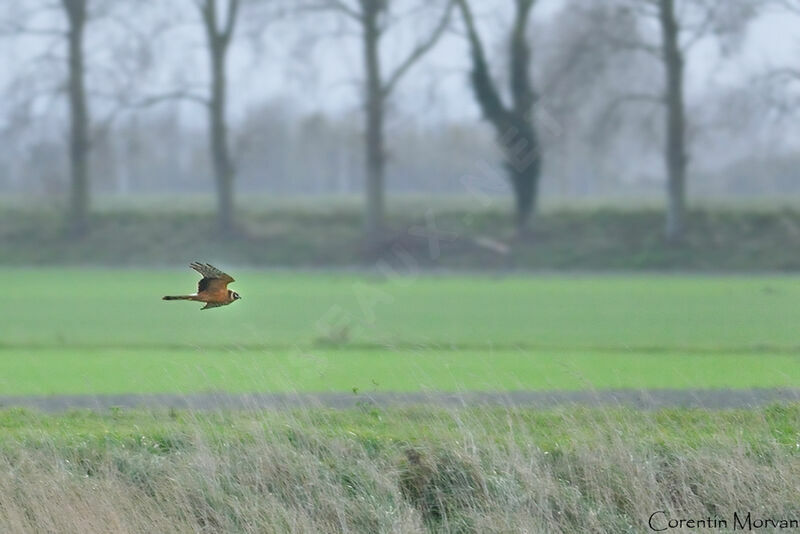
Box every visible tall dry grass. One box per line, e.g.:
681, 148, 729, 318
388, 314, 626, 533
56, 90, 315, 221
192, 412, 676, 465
0, 405, 798, 533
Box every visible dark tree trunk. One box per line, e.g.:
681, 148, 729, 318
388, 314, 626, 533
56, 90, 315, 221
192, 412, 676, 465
361, 0, 386, 242
659, 0, 687, 242
62, 0, 90, 236
201, 0, 238, 235
506, 121, 540, 230
209, 45, 234, 234
507, 0, 538, 231
457, 0, 540, 233
349, 0, 450, 243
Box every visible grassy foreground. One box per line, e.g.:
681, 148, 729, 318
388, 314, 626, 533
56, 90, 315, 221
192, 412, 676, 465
2, 271, 800, 394
1, 404, 799, 533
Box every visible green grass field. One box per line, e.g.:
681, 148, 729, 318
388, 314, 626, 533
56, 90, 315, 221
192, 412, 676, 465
2, 269, 799, 395
3, 268, 800, 532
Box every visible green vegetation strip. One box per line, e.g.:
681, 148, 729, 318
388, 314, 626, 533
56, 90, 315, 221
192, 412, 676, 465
2, 347, 800, 395
1, 404, 798, 452
4, 205, 800, 270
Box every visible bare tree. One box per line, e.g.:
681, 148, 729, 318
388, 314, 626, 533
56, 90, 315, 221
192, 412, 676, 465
62, 0, 90, 236
2, 1, 92, 235
761, 1, 800, 109
1, 1, 152, 235
456, 0, 541, 233
109, 0, 246, 234
606, 0, 756, 241
312, 0, 453, 242
196, 0, 240, 235
658, 0, 686, 241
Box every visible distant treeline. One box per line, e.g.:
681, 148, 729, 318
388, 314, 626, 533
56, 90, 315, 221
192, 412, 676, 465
2, 109, 799, 201
0, 0, 795, 242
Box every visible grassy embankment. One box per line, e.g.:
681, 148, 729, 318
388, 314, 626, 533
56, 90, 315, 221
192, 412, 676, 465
3, 202, 800, 270
0, 404, 799, 533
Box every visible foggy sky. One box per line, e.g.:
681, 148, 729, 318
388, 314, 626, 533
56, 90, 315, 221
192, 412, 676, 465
3, 0, 797, 128
1, 0, 799, 200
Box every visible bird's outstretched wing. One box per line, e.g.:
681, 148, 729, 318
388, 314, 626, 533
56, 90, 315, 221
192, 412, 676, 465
190, 262, 235, 293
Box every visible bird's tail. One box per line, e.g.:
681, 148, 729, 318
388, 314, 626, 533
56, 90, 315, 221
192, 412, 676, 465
162, 295, 193, 301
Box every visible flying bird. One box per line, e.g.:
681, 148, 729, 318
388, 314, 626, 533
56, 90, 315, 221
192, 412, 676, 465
162, 262, 241, 310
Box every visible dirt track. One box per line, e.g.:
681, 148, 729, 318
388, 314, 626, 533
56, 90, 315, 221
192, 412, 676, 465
1, 389, 799, 412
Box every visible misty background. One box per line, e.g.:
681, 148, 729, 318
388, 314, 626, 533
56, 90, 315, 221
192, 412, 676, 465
3, 0, 797, 198
1, 0, 799, 267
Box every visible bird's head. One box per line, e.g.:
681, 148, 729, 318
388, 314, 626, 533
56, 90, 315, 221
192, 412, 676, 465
230, 290, 242, 301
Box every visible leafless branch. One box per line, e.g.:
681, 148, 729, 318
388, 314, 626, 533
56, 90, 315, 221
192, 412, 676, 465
603, 33, 661, 58
597, 91, 664, 130
765, 67, 800, 83
135, 90, 211, 108
773, 0, 800, 16
681, 0, 723, 52
381, 0, 453, 97
299, 0, 362, 21
222, 0, 239, 43
0, 21, 64, 37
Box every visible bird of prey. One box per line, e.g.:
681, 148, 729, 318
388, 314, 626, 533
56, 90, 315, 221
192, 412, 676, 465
162, 262, 241, 310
